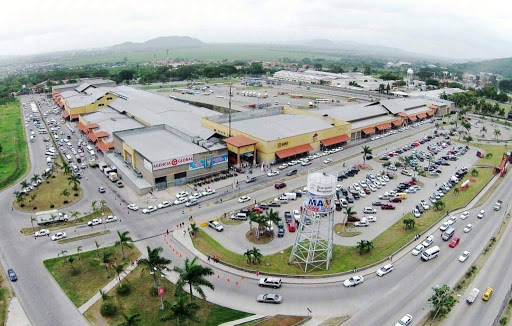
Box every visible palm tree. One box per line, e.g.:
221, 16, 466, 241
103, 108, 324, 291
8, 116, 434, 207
68, 255, 76, 274
453, 188, 460, 196
41, 170, 50, 179
102, 250, 113, 278
76, 246, 83, 260
20, 180, 29, 189
356, 240, 373, 254
30, 216, 37, 231
91, 200, 98, 213
485, 153, 493, 159
58, 250, 68, 258
60, 188, 70, 203
139, 246, 171, 288
189, 223, 199, 237
494, 128, 501, 142
481, 126, 487, 137
262, 209, 280, 236
118, 313, 141, 326
100, 199, 107, 214
161, 295, 199, 325
361, 146, 372, 165
70, 210, 80, 221
471, 169, 479, 177
61, 161, 71, 175
112, 262, 127, 286
433, 200, 445, 211
174, 256, 214, 302
16, 193, 26, 207
416, 169, 425, 182
342, 206, 356, 233
68, 174, 80, 191
243, 249, 253, 264
251, 247, 263, 264
95, 240, 101, 257
403, 218, 415, 230
30, 174, 40, 184
116, 231, 133, 260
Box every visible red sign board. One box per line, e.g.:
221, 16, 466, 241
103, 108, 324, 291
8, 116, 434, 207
158, 286, 165, 296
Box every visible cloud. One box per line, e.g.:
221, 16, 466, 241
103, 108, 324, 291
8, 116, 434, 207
0, 0, 510, 59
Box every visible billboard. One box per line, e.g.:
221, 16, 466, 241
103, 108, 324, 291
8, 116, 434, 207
303, 192, 334, 213
189, 154, 228, 170
151, 155, 194, 171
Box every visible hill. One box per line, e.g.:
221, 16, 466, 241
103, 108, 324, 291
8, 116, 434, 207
455, 57, 512, 78
111, 36, 205, 50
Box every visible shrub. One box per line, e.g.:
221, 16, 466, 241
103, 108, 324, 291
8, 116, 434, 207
100, 303, 117, 317
74, 193, 78, 196
116, 283, 131, 296
50, 204, 55, 208
149, 286, 158, 296
500, 317, 507, 325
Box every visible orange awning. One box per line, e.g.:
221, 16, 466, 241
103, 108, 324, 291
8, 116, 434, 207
276, 144, 314, 159
417, 113, 427, 119
86, 123, 99, 130
88, 131, 97, 142
392, 120, 402, 126
321, 134, 350, 147
77, 121, 88, 133
94, 131, 109, 139
376, 123, 391, 131
70, 114, 79, 120
97, 141, 114, 153
397, 112, 408, 117
224, 135, 258, 147
408, 116, 417, 121
62, 110, 70, 118
426, 111, 434, 116
362, 127, 375, 135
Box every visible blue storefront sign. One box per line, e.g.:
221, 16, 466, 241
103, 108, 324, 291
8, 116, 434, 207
189, 154, 228, 170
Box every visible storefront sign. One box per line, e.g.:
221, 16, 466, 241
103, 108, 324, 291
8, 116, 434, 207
277, 141, 289, 148
189, 154, 228, 170
151, 155, 194, 171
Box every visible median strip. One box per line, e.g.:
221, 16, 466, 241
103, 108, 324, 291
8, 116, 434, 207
58, 230, 110, 244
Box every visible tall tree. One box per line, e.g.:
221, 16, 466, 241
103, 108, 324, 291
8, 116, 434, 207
361, 146, 372, 165
117, 313, 141, 326
139, 246, 171, 288
112, 262, 127, 286
428, 285, 456, 320
76, 246, 83, 260
115, 231, 133, 260
68, 174, 80, 191
174, 256, 214, 302
102, 250, 113, 278
160, 295, 199, 325
342, 206, 356, 233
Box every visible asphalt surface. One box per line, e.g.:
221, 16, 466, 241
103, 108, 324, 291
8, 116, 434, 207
0, 93, 509, 326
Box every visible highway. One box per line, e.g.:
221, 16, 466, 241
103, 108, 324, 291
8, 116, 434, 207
0, 93, 510, 326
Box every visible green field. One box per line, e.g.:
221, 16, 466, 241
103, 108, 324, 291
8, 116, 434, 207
193, 144, 508, 275
0, 100, 29, 191
84, 265, 251, 326
0, 271, 11, 326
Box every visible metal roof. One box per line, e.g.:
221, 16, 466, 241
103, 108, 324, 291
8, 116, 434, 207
379, 98, 430, 114
351, 115, 396, 130
315, 102, 387, 122
66, 88, 108, 108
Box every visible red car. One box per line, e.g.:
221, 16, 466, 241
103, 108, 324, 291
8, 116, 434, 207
275, 182, 286, 189
449, 237, 460, 248
381, 204, 396, 210
407, 180, 417, 185
363, 188, 371, 195
250, 206, 264, 214
287, 222, 296, 232
411, 142, 420, 147
387, 152, 395, 157
390, 197, 402, 203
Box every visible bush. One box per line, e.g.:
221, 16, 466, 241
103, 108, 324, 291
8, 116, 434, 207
74, 193, 78, 196
100, 303, 117, 317
500, 317, 507, 325
149, 286, 158, 296
116, 283, 131, 296
50, 204, 55, 208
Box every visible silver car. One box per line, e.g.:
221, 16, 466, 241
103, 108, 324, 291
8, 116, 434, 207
257, 293, 282, 304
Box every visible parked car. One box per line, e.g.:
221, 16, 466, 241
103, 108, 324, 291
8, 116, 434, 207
258, 277, 282, 288
35, 229, 50, 237
381, 204, 395, 210
343, 275, 364, 287
257, 293, 282, 304
7, 269, 17, 282
208, 220, 224, 232
127, 204, 139, 211
142, 206, 158, 214
157, 201, 172, 209
51, 232, 67, 241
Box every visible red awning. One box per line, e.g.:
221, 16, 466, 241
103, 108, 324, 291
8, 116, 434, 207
362, 127, 375, 135
397, 112, 408, 117
392, 120, 402, 126
77, 121, 88, 133
426, 111, 434, 116
86, 123, 99, 130
88, 131, 97, 142
94, 131, 109, 139
376, 123, 392, 131
408, 116, 417, 121
276, 144, 314, 159
70, 114, 79, 120
97, 141, 114, 153
417, 113, 427, 119
62, 110, 70, 118
321, 134, 350, 147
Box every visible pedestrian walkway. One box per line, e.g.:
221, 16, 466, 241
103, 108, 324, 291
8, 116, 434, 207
77, 257, 141, 314
6, 297, 31, 326
219, 314, 266, 326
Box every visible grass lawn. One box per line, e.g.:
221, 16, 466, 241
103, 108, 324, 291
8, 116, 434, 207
83, 265, 251, 326
14, 157, 83, 212
256, 315, 308, 326
192, 144, 509, 275
0, 100, 29, 191
21, 206, 113, 235
0, 270, 12, 326
58, 230, 111, 244
44, 245, 140, 307
334, 224, 361, 237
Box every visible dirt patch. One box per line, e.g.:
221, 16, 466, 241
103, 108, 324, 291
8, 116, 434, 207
334, 224, 361, 237
255, 315, 308, 326
246, 229, 274, 245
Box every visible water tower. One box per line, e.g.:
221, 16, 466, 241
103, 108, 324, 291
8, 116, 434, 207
407, 68, 414, 90
289, 170, 337, 272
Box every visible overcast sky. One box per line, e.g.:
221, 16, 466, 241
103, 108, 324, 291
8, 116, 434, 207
1, 0, 511, 60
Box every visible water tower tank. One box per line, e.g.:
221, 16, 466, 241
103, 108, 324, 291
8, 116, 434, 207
304, 171, 337, 213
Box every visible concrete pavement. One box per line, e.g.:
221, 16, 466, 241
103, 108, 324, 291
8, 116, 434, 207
6, 297, 31, 326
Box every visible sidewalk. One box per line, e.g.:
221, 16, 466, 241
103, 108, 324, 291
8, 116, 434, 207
78, 258, 141, 314
6, 297, 31, 326
219, 314, 266, 326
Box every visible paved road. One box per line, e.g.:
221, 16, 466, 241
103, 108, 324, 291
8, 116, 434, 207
0, 93, 509, 326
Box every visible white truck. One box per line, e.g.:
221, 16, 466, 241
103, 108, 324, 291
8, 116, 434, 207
36, 210, 69, 226
494, 200, 502, 211
108, 172, 118, 182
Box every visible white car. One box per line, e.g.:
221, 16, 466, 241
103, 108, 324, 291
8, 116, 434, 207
176, 191, 189, 198
352, 183, 361, 191
185, 199, 198, 207
35, 229, 50, 237
208, 220, 224, 232
301, 160, 311, 166
174, 197, 188, 205
411, 244, 424, 256
202, 188, 216, 196
143, 206, 158, 214
420, 201, 430, 210
376, 264, 394, 277
105, 215, 118, 223
365, 216, 377, 223
395, 314, 413, 326
189, 192, 202, 200
460, 211, 470, 220
412, 209, 421, 218
440, 222, 450, 231
463, 224, 473, 233
157, 201, 172, 209
422, 235, 434, 247
459, 250, 470, 262
293, 210, 300, 220
323, 158, 332, 164
477, 210, 485, 218
278, 164, 288, 170
51, 232, 67, 241
343, 275, 364, 287
288, 160, 298, 166
238, 196, 251, 203
447, 216, 457, 225
267, 170, 279, 177
88, 218, 102, 226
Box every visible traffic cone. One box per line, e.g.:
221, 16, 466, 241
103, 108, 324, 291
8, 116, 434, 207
227, 278, 230, 282
217, 275, 220, 279
235, 281, 239, 285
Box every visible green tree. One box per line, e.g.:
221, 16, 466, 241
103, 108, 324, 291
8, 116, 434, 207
174, 256, 214, 302
243, 249, 253, 264
60, 188, 70, 202
251, 247, 263, 264
453, 188, 460, 196
428, 285, 456, 320
70, 210, 81, 221
30, 174, 40, 184
115, 231, 133, 260
403, 218, 415, 230
433, 200, 445, 211
494, 128, 502, 142
77, 245, 83, 260
342, 206, 356, 232
361, 146, 372, 165
471, 168, 479, 177
356, 240, 374, 254
117, 313, 141, 326
100, 199, 107, 214
481, 126, 487, 137
112, 262, 127, 286
92, 200, 98, 213
139, 246, 171, 288
20, 179, 29, 189
95, 240, 101, 258
102, 250, 113, 278
68, 255, 77, 274
189, 223, 199, 237
161, 295, 199, 325
61, 161, 72, 175
68, 174, 80, 191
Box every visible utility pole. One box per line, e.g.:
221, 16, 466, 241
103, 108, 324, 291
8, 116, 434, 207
228, 81, 232, 137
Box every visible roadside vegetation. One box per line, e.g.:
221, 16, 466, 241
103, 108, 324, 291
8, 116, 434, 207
0, 270, 12, 326
0, 99, 29, 191
44, 232, 140, 307
13, 158, 83, 212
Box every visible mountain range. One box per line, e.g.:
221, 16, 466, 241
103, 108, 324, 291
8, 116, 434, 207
111, 36, 205, 50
